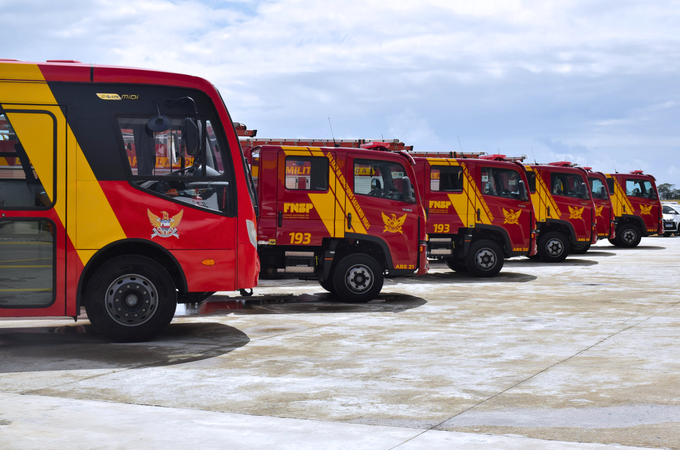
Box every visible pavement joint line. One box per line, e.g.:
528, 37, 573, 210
387, 298, 680, 450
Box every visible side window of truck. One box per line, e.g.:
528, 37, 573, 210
626, 179, 655, 199
117, 117, 234, 215
354, 159, 415, 203
0, 112, 55, 209
481, 167, 526, 200
284, 156, 329, 190
607, 178, 615, 194
526, 171, 536, 193
589, 178, 609, 199
550, 172, 590, 199
430, 165, 462, 192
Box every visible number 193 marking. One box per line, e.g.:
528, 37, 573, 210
289, 232, 311, 244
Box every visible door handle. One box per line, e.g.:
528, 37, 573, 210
278, 211, 282, 227
347, 213, 352, 230
477, 209, 481, 221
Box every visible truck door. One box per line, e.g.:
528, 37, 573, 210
0, 107, 67, 317
276, 149, 336, 246
550, 171, 592, 242
346, 154, 419, 270
589, 175, 612, 238
477, 163, 532, 253
624, 176, 660, 234
426, 160, 468, 234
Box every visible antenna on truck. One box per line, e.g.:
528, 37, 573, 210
610, 156, 618, 173
328, 117, 338, 147
457, 136, 463, 152
531, 146, 537, 164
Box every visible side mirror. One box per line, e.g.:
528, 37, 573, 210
518, 180, 528, 200
402, 176, 416, 203
181, 118, 200, 156
147, 102, 172, 132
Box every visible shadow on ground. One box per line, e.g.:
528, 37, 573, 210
183, 292, 427, 316
396, 270, 537, 283
505, 258, 598, 268
0, 322, 249, 373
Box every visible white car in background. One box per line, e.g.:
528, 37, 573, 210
662, 203, 680, 236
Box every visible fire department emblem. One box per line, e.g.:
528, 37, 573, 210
640, 204, 652, 215
596, 205, 604, 217
503, 208, 522, 225
568, 206, 584, 220
382, 212, 407, 234
147, 209, 184, 239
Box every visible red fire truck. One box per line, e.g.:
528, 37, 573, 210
583, 167, 616, 250
605, 170, 663, 247
525, 162, 598, 261
246, 139, 428, 302
410, 152, 538, 276
0, 60, 259, 341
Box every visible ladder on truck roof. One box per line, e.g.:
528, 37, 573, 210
233, 123, 413, 151
409, 151, 487, 159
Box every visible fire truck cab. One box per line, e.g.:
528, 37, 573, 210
525, 162, 597, 261
249, 142, 428, 302
411, 152, 537, 276
605, 171, 663, 247
584, 168, 616, 247
0, 60, 260, 342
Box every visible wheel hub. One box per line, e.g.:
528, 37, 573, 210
105, 275, 158, 327
622, 230, 636, 244
546, 239, 564, 256
345, 265, 374, 293
475, 248, 496, 270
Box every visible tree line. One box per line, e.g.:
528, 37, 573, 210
658, 183, 680, 200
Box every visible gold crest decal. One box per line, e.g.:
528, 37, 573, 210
568, 206, 584, 219
503, 208, 522, 225
382, 212, 407, 234
148, 209, 184, 239
596, 205, 604, 217
640, 204, 652, 215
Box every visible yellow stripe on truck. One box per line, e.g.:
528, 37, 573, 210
0, 62, 127, 266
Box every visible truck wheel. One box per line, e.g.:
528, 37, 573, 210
538, 231, 569, 262
608, 238, 618, 246
616, 224, 641, 248
466, 240, 503, 277
332, 254, 383, 303
85, 255, 177, 342
571, 242, 591, 254
663, 232, 672, 237
445, 258, 468, 272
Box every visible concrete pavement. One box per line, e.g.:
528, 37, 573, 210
1, 236, 679, 449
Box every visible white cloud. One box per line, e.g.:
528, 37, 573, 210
1, 0, 679, 183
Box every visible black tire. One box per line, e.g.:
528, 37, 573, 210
608, 238, 618, 246
571, 242, 591, 254
466, 240, 503, 277
445, 258, 468, 272
663, 232, 672, 237
318, 277, 335, 294
616, 224, 641, 248
538, 231, 569, 262
85, 255, 177, 342
332, 254, 383, 303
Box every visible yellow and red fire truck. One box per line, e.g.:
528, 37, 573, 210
245, 138, 428, 302
410, 152, 538, 276
605, 170, 663, 247
0, 60, 260, 341
525, 161, 598, 261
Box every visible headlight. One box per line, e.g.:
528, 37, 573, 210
246, 219, 258, 249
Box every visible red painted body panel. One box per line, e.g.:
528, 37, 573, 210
528, 164, 596, 244
587, 172, 615, 238
607, 173, 662, 235
413, 157, 536, 257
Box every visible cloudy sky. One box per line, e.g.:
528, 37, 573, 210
3, 0, 679, 184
